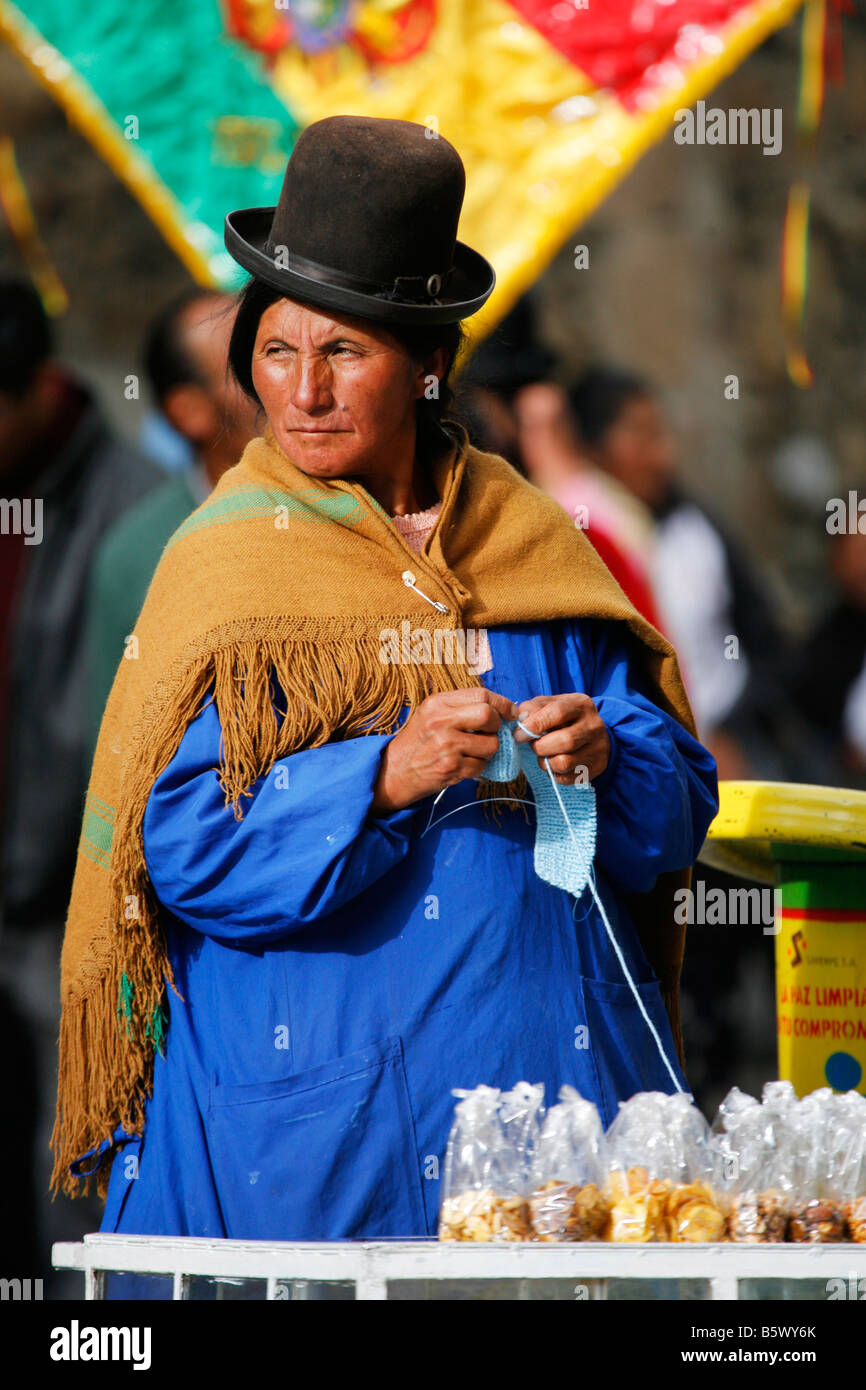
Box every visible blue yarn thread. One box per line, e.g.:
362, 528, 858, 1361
480, 718, 684, 1094
480, 719, 597, 901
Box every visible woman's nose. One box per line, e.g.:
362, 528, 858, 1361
290, 356, 333, 412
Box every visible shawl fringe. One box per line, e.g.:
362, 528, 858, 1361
52, 630, 521, 1197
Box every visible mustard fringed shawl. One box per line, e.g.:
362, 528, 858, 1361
52, 421, 699, 1198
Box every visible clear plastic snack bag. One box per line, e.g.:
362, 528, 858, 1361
663, 1092, 728, 1242
604, 1091, 727, 1242
761, 1079, 798, 1114
499, 1080, 545, 1190
819, 1088, 866, 1243
438, 1082, 539, 1241
527, 1085, 609, 1241
787, 1088, 849, 1243
714, 1087, 791, 1242
840, 1091, 866, 1243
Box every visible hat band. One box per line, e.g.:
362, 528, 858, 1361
263, 243, 455, 305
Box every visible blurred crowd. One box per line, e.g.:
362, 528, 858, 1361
457, 297, 866, 791
1, 278, 864, 1290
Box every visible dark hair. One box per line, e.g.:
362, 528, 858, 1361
143, 289, 222, 406
567, 366, 653, 446
459, 291, 554, 402
0, 279, 51, 395
227, 277, 467, 463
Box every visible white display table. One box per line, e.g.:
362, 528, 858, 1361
52, 1234, 866, 1301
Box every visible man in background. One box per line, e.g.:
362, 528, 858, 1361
0, 278, 161, 1291
789, 524, 866, 789
568, 365, 791, 781
456, 297, 662, 625
86, 290, 257, 747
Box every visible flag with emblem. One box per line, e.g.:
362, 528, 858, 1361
0, 0, 808, 331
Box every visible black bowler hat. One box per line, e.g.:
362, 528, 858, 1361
224, 114, 496, 326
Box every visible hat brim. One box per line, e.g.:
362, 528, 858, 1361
224, 208, 495, 326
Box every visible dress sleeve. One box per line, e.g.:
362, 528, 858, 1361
142, 696, 417, 943
556, 618, 719, 895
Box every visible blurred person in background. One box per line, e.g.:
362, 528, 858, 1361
513, 381, 663, 627
456, 298, 661, 625
86, 290, 257, 748
788, 522, 866, 789
0, 277, 161, 1292
568, 365, 791, 781
455, 293, 556, 469
568, 365, 790, 1114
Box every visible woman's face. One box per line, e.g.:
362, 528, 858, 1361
591, 394, 677, 512
251, 297, 439, 479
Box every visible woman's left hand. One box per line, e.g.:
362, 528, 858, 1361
513, 694, 611, 785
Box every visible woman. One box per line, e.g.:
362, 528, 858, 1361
53, 116, 717, 1245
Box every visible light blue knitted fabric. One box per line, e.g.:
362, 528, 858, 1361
476, 720, 596, 900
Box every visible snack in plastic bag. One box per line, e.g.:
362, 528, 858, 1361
664, 1094, 728, 1242
666, 1181, 728, 1242
606, 1166, 673, 1242
826, 1089, 866, 1243
786, 1088, 856, 1243
847, 1202, 866, 1242
729, 1189, 790, 1243
603, 1094, 673, 1241
438, 1187, 530, 1241
844, 1097, 866, 1244
835, 1090, 866, 1242
438, 1083, 540, 1241
527, 1086, 608, 1241
603, 1092, 727, 1242
846, 1191, 866, 1244
714, 1084, 793, 1242
788, 1199, 845, 1243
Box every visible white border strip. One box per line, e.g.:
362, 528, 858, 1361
53, 1235, 866, 1301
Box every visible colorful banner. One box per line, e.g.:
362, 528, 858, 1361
0, 0, 806, 334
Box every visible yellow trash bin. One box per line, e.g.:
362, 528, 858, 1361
701, 781, 866, 1097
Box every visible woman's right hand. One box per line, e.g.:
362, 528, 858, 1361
370, 687, 518, 814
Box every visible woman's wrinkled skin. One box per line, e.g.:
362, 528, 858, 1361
251, 296, 446, 516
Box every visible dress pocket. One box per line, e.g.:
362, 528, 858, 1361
207, 1035, 427, 1240
580, 976, 687, 1128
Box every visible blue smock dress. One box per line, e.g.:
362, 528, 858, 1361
91, 616, 717, 1242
